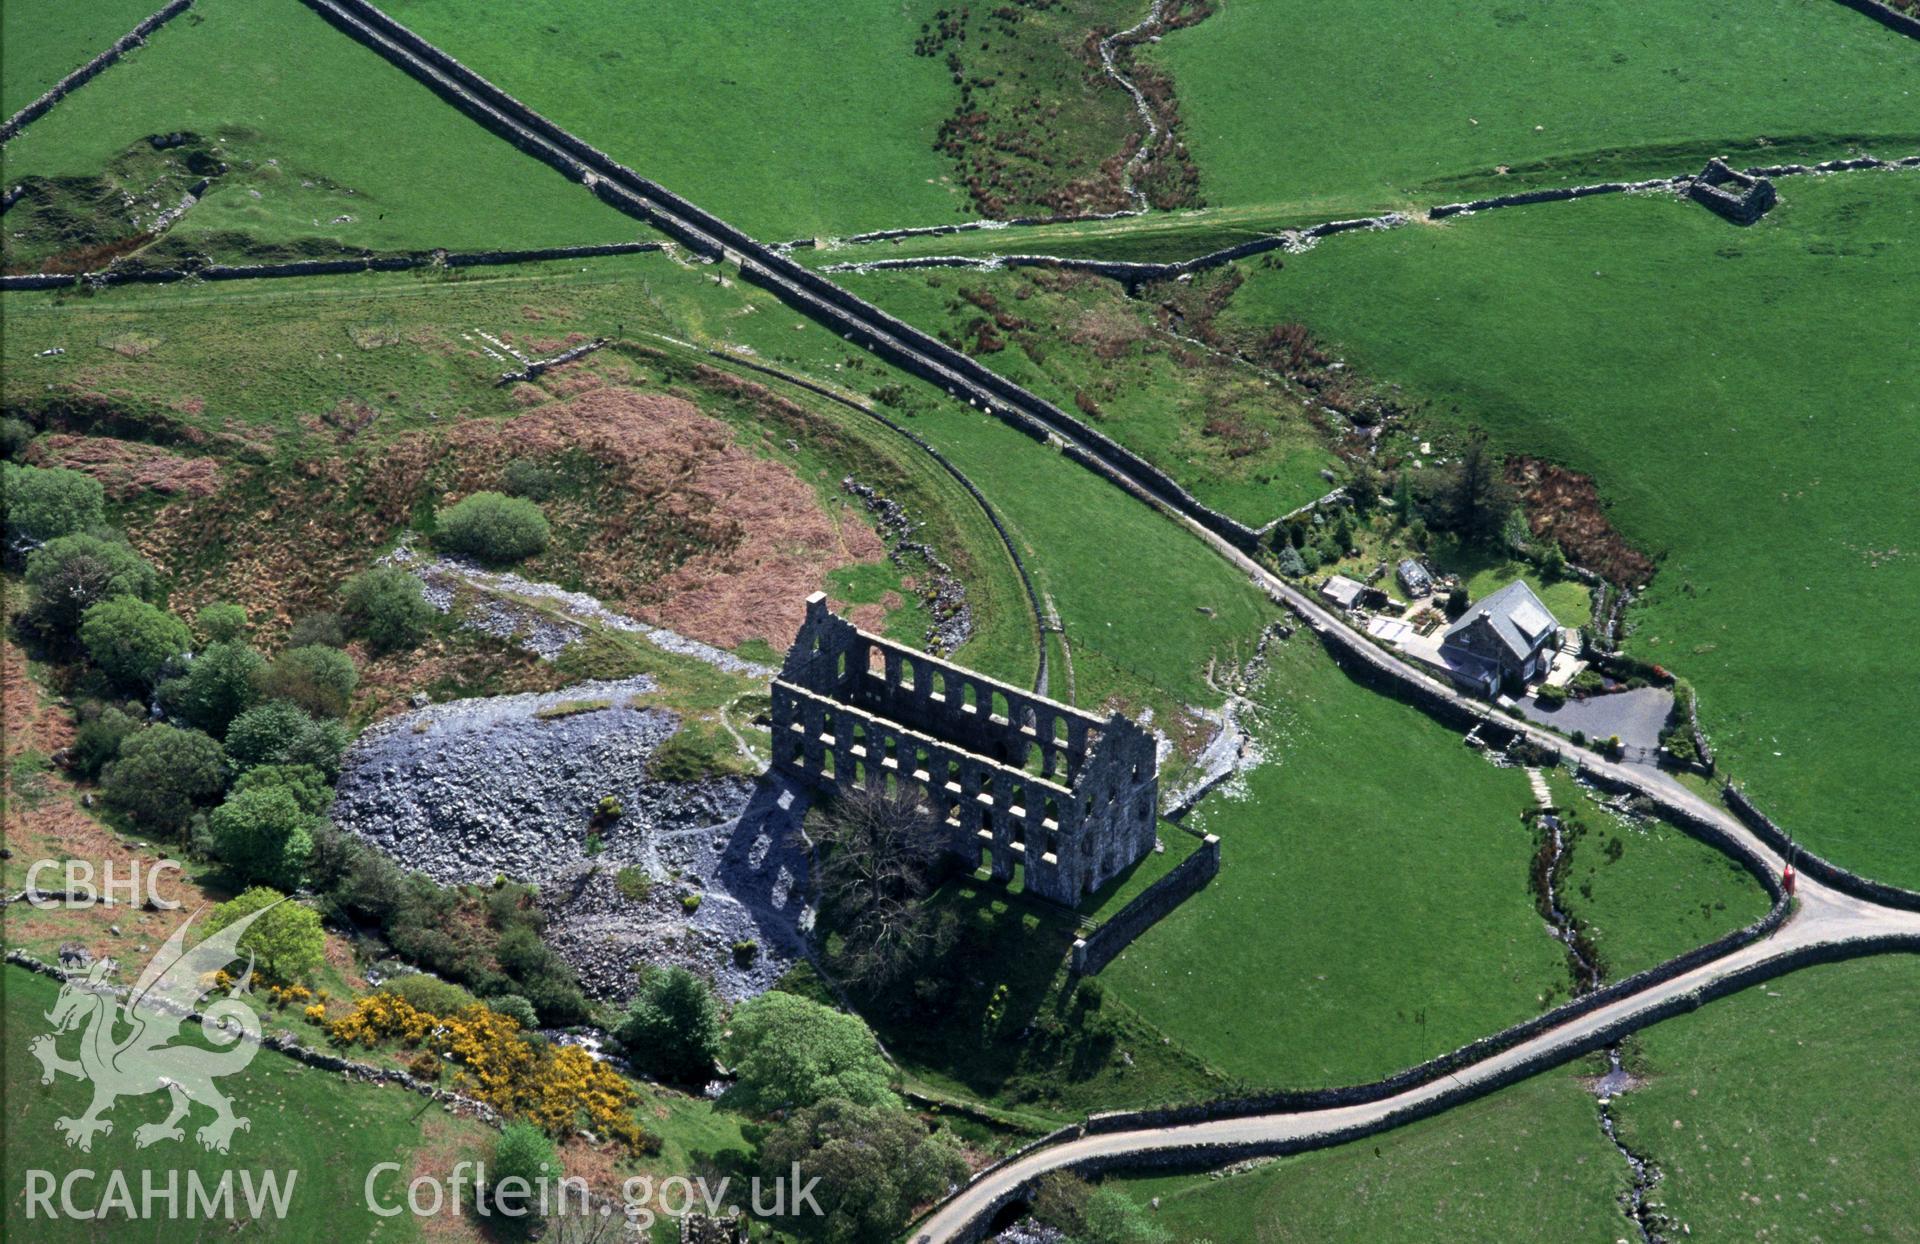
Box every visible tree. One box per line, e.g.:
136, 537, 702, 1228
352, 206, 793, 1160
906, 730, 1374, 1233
2, 462, 104, 547
25, 534, 157, 635
812, 785, 952, 989
80, 597, 190, 687
1028, 1171, 1171, 1244
1346, 464, 1382, 513
613, 966, 722, 1084
434, 491, 550, 565
725, 992, 896, 1113
230, 763, 332, 815
341, 567, 433, 653
1421, 430, 1515, 545
1445, 584, 1470, 618
488, 1121, 559, 1225
160, 641, 264, 736
1273, 543, 1307, 578
101, 724, 225, 834
756, 1098, 967, 1242
224, 700, 349, 779
209, 786, 315, 890
286, 611, 347, 649
194, 602, 248, 644
256, 644, 357, 718
70, 704, 142, 779
203, 887, 325, 982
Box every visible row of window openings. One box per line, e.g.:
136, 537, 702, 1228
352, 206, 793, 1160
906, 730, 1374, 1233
782, 738, 1151, 832
791, 700, 1149, 791
826, 646, 1081, 744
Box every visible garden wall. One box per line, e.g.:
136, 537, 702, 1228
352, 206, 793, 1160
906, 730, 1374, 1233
1070, 834, 1220, 976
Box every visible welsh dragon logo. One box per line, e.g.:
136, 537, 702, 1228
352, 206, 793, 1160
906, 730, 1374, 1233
28, 902, 279, 1154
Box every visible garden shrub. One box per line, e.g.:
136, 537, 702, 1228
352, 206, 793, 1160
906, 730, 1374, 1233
25, 534, 157, 634
613, 966, 722, 1084
224, 700, 349, 778
230, 763, 332, 816
287, 611, 347, 649
434, 492, 550, 565
205, 887, 325, 983
724, 991, 897, 1112
160, 641, 264, 736
381, 972, 479, 1018
69, 704, 141, 779
488, 994, 539, 1030
194, 602, 248, 644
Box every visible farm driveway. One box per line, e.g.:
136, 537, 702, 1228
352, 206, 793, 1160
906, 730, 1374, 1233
1518, 685, 1673, 752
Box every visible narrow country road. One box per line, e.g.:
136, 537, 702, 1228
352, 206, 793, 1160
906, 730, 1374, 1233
911, 516, 1920, 1241
912, 875, 1920, 1242
285, 9, 1920, 1238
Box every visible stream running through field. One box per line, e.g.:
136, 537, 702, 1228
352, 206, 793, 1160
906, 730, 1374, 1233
1533, 807, 1666, 1243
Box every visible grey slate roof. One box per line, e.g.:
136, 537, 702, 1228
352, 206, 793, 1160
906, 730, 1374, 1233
1442, 580, 1559, 661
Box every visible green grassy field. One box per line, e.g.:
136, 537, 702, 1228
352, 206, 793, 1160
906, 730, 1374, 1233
839, 266, 1339, 525
1615, 955, 1920, 1242
1149, 0, 1920, 222
0, 0, 639, 266
1114, 955, 1920, 1242
1095, 633, 1770, 1090
1096, 633, 1566, 1088
2, 965, 495, 1241
1217, 175, 1920, 889
0, 261, 1040, 692
0, 0, 161, 117
383, 0, 964, 239
1118, 1071, 1627, 1242
1546, 771, 1772, 982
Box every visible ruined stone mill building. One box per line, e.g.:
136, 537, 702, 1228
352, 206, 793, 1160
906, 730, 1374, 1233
772, 594, 1159, 906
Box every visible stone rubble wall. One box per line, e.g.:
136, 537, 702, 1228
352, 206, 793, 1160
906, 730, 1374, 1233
297, 0, 1271, 551
0, 240, 662, 290
0, 0, 196, 145
1723, 785, 1920, 913
1832, 0, 1920, 39
1070, 834, 1220, 976
903, 932, 1920, 1244
703, 349, 1052, 694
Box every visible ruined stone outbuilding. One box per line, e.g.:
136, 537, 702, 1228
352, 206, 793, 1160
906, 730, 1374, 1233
1687, 157, 1778, 225
771, 594, 1158, 905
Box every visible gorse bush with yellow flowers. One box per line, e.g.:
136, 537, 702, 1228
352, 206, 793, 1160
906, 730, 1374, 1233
323, 991, 657, 1153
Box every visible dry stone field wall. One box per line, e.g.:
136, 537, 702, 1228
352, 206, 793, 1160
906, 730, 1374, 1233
298, 0, 1271, 551
1069, 833, 1220, 976
919, 932, 1920, 1244
0, 0, 197, 144
0, 240, 664, 290
1834, 0, 1920, 39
